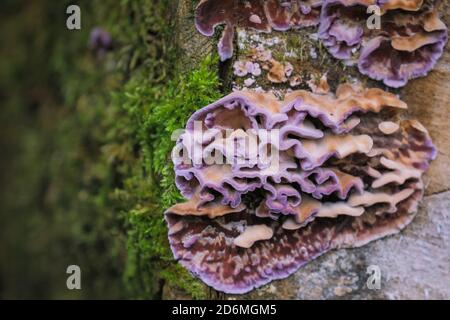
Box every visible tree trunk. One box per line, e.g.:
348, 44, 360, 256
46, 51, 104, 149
167, 0, 450, 300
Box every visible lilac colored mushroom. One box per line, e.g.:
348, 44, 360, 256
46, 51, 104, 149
195, 0, 323, 61
358, 9, 448, 87
319, 0, 448, 87
318, 0, 371, 60
165, 84, 436, 294
194, 0, 448, 86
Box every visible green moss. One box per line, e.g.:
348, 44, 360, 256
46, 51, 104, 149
1, 0, 221, 299
115, 54, 221, 299
95, 0, 222, 298
96, 0, 222, 299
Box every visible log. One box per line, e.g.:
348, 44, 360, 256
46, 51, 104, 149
168, 0, 450, 299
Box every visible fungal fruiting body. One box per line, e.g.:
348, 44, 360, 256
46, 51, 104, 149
166, 84, 436, 294
319, 0, 448, 87
89, 27, 114, 57
195, 0, 323, 61
195, 0, 448, 87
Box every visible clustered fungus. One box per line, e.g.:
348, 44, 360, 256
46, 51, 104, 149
318, 0, 448, 87
195, 0, 448, 87
195, 0, 323, 61
232, 45, 304, 89
165, 84, 436, 294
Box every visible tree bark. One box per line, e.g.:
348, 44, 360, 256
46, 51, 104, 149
169, 0, 450, 300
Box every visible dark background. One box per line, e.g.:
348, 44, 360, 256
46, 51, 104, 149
0, 0, 126, 299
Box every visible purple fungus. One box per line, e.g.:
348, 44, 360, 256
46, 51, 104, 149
318, 0, 448, 87
165, 84, 436, 294
195, 0, 323, 61
358, 8, 448, 87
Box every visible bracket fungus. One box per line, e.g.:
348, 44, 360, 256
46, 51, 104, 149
165, 84, 436, 294
195, 0, 323, 61
319, 0, 448, 87
195, 0, 447, 87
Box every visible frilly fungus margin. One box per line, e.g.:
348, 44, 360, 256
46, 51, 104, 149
195, 0, 323, 61
195, 0, 448, 87
165, 84, 436, 294
319, 0, 448, 87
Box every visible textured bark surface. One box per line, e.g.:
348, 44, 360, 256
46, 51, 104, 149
402, 48, 450, 196
237, 191, 450, 300
175, 0, 215, 69
171, 0, 450, 299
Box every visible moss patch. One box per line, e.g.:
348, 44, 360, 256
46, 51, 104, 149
117, 55, 221, 299
0, 0, 221, 299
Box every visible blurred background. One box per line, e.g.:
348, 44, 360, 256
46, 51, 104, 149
0, 0, 127, 299
0, 0, 211, 299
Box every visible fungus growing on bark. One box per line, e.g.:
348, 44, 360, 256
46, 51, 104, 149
290, 75, 303, 87
89, 27, 114, 57
195, 0, 323, 61
319, 0, 448, 87
195, 0, 447, 86
234, 61, 262, 77
307, 73, 330, 93
165, 84, 436, 294
379, 0, 424, 12
358, 9, 448, 87
267, 59, 294, 83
